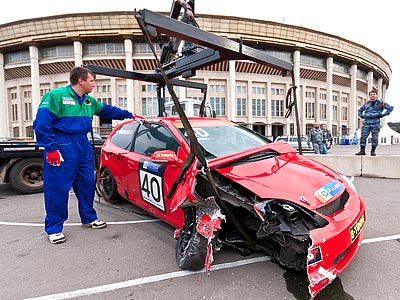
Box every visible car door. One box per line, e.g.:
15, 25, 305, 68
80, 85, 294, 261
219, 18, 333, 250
102, 122, 139, 195
122, 122, 185, 228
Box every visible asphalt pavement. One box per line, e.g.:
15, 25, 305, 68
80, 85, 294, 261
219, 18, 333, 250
1, 172, 400, 300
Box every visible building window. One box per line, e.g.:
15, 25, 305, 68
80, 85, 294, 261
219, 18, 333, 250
96, 85, 111, 93
271, 87, 284, 117
333, 60, 350, 74
236, 98, 247, 116
39, 45, 74, 60
341, 106, 348, 121
341, 96, 348, 103
13, 127, 20, 137
210, 97, 226, 116
26, 126, 34, 138
305, 102, 315, 118
332, 95, 338, 102
209, 84, 226, 93
332, 105, 338, 121
236, 85, 247, 94
40, 88, 50, 97
118, 84, 127, 93
23, 90, 31, 99
290, 123, 295, 135
271, 88, 283, 96
264, 50, 293, 63
11, 92, 18, 100
306, 123, 314, 135
12, 104, 18, 121
24, 103, 32, 121
305, 91, 315, 98
142, 97, 158, 116
270, 99, 282, 117
84, 43, 125, 55
320, 103, 327, 120
118, 97, 127, 109
99, 98, 112, 105
4, 51, 30, 64
319, 93, 327, 100
133, 43, 161, 54
300, 54, 326, 68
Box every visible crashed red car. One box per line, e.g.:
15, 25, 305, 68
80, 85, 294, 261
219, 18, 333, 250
97, 117, 365, 298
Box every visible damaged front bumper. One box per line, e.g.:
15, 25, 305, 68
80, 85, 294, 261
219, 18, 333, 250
307, 208, 366, 298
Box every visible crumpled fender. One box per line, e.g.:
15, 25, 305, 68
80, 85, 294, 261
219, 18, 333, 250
195, 198, 226, 273
169, 160, 199, 213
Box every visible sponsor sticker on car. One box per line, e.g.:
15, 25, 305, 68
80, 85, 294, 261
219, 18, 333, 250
350, 213, 365, 243
314, 180, 344, 203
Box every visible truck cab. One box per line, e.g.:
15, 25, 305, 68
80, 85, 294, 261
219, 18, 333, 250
164, 98, 215, 118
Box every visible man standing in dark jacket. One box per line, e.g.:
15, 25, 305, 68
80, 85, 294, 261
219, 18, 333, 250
33, 66, 140, 244
356, 90, 394, 156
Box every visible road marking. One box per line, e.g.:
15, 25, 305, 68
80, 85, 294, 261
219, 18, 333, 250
362, 234, 400, 244
23, 256, 271, 300
0, 219, 160, 227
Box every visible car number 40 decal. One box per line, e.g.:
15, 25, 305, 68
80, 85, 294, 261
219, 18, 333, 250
139, 169, 166, 213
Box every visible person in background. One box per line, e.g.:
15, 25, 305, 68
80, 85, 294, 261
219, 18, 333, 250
355, 90, 394, 156
321, 124, 333, 154
33, 66, 142, 244
308, 122, 323, 154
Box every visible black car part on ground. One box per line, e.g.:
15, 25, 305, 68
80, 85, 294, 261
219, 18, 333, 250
193, 169, 328, 271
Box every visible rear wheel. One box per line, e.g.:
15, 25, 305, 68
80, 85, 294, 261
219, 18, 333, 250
176, 207, 208, 270
9, 158, 43, 194
98, 167, 121, 202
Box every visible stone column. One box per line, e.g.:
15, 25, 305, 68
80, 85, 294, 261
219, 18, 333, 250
326, 57, 333, 130
377, 77, 383, 99
125, 39, 135, 113
0, 53, 8, 137
29, 46, 40, 117
350, 64, 358, 133
228, 60, 236, 122
74, 41, 83, 67
293, 50, 303, 134
367, 71, 374, 93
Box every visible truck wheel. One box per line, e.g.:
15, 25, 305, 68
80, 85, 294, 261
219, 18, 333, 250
98, 167, 121, 202
176, 207, 208, 270
9, 157, 43, 194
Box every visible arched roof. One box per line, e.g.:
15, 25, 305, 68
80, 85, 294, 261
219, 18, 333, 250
0, 11, 391, 85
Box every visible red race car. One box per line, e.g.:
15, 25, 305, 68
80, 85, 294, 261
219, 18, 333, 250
97, 116, 365, 298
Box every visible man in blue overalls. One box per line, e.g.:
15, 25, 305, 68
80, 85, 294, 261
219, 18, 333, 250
34, 67, 140, 244
356, 90, 394, 156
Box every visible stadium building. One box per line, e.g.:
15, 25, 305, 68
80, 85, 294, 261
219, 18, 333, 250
0, 11, 391, 141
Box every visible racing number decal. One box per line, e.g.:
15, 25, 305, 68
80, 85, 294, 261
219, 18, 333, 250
139, 170, 165, 212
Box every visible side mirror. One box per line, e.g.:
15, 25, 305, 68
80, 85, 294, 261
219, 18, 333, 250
151, 150, 183, 166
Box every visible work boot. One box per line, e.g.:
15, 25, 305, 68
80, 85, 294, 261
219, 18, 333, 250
371, 146, 377, 156
355, 146, 366, 156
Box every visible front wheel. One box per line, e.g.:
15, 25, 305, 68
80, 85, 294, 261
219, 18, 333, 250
97, 167, 121, 203
176, 207, 208, 271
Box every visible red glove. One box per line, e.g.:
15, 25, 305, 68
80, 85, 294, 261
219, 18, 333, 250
46, 150, 64, 166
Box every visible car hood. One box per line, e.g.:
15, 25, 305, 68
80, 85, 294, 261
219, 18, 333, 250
210, 143, 343, 208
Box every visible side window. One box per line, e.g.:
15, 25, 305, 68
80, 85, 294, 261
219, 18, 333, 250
134, 124, 180, 156
109, 122, 139, 150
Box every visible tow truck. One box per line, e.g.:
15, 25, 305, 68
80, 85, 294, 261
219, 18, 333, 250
0, 141, 44, 193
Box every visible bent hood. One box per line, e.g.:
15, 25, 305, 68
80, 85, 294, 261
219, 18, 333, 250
211, 146, 344, 209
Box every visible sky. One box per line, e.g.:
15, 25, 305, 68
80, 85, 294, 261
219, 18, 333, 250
1, 0, 399, 121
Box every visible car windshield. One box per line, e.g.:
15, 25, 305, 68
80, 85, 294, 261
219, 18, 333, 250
175, 121, 270, 159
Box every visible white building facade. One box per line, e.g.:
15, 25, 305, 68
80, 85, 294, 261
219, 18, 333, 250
0, 12, 391, 141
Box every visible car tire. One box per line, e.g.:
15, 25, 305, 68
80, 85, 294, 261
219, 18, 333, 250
176, 207, 208, 271
98, 167, 121, 203
9, 157, 44, 194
